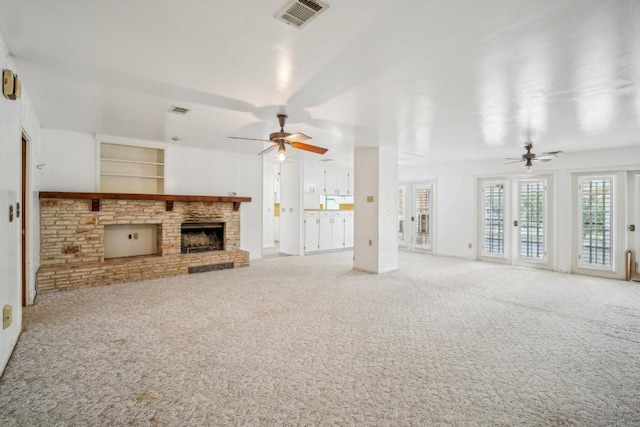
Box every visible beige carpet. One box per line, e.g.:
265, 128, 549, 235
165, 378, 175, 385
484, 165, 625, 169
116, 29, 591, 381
1, 251, 639, 426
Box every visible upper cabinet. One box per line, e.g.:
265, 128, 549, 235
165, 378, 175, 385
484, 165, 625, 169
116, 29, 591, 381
304, 165, 353, 196
304, 165, 326, 194
99, 142, 165, 194
325, 167, 352, 196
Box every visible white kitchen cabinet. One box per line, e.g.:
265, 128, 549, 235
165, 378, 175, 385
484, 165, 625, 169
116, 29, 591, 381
336, 171, 351, 195
324, 168, 340, 195
325, 168, 352, 196
332, 212, 345, 249
304, 212, 319, 252
303, 193, 323, 210
305, 210, 354, 253
346, 171, 353, 196
344, 211, 354, 248
304, 165, 326, 194
318, 211, 333, 251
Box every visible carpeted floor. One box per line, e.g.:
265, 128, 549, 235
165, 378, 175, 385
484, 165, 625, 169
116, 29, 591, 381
1, 251, 639, 426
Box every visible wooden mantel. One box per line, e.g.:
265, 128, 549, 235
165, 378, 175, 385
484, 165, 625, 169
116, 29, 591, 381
39, 191, 252, 212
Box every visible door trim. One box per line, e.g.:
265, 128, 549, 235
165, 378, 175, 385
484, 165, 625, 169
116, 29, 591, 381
21, 134, 28, 306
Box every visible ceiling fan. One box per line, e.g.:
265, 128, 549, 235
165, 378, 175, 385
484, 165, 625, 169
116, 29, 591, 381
228, 114, 328, 161
506, 142, 562, 173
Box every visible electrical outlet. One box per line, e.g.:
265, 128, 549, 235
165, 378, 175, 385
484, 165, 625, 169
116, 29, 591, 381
3, 305, 12, 329
368, 239, 372, 246
468, 243, 472, 249
133, 233, 139, 240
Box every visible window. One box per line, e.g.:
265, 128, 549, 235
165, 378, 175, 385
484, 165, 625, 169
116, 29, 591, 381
579, 176, 613, 269
482, 183, 505, 255
519, 180, 545, 260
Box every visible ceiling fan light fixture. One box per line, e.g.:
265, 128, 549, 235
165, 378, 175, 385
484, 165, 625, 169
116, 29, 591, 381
277, 141, 287, 161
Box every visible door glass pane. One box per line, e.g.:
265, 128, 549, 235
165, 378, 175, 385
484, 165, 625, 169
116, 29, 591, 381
398, 186, 405, 243
414, 187, 431, 245
483, 184, 504, 254
581, 177, 613, 267
519, 181, 545, 259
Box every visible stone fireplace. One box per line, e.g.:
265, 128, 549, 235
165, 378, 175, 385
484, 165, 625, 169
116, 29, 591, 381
36, 192, 251, 292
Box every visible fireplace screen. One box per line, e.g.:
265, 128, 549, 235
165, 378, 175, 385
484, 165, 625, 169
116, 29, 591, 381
181, 222, 224, 253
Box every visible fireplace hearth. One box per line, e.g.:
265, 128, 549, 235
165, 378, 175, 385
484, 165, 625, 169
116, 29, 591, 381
181, 222, 225, 253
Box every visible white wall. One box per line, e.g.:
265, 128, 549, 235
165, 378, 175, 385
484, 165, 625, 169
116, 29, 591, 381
39, 132, 264, 261
40, 129, 96, 191
0, 36, 42, 375
400, 146, 640, 278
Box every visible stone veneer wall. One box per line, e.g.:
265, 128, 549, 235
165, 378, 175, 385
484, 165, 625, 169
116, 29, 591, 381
37, 198, 249, 292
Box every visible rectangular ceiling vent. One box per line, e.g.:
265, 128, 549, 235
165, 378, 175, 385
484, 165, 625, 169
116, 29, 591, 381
169, 106, 190, 115
276, 0, 329, 29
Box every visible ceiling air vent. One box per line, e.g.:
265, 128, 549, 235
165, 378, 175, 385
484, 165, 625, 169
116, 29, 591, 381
169, 106, 190, 115
276, 0, 329, 29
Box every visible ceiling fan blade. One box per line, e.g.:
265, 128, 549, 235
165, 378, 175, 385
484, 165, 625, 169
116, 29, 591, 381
258, 144, 278, 155
283, 133, 312, 142
541, 150, 562, 157
505, 157, 524, 161
505, 159, 524, 164
228, 136, 272, 143
290, 142, 329, 155
535, 157, 553, 163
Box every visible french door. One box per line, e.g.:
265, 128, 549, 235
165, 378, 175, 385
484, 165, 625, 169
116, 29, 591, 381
398, 182, 435, 252
633, 174, 640, 279
479, 177, 551, 267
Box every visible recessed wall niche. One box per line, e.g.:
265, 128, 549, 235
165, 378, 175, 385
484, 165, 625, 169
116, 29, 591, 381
104, 224, 159, 259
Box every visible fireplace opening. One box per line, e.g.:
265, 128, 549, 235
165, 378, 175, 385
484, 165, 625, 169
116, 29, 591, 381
181, 222, 224, 253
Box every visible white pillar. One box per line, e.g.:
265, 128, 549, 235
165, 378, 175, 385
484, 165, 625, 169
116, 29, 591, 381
353, 147, 398, 273
278, 159, 304, 255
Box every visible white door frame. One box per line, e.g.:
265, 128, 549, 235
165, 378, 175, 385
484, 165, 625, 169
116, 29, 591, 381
478, 178, 511, 263
513, 176, 553, 269
627, 172, 640, 279
478, 175, 553, 269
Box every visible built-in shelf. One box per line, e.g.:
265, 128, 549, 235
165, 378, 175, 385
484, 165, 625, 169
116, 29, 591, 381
101, 158, 165, 166
39, 191, 252, 212
100, 142, 165, 194
101, 173, 164, 179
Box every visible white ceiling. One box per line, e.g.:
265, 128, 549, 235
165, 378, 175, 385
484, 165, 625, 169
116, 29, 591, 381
1, 0, 639, 168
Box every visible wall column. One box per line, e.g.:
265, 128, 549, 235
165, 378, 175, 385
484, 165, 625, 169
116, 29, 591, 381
353, 147, 398, 273
278, 159, 304, 256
